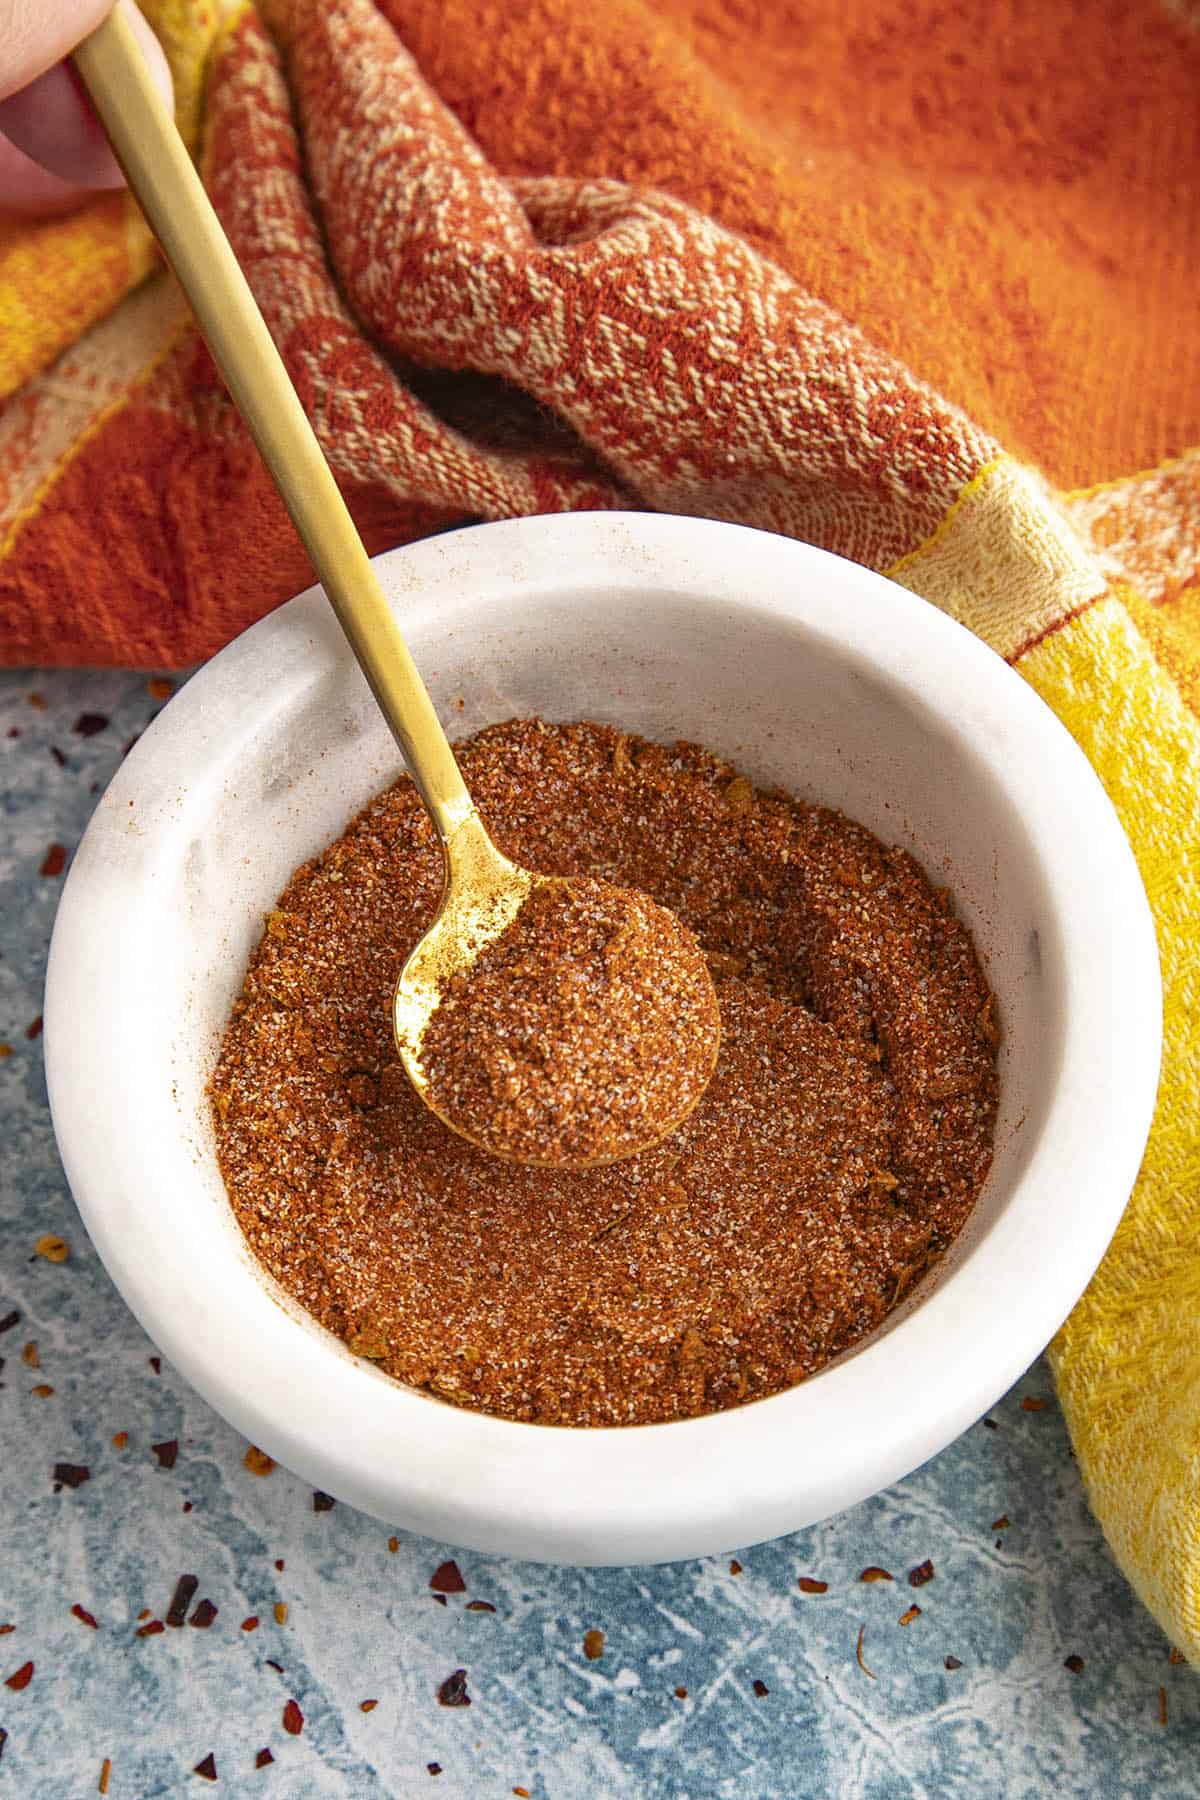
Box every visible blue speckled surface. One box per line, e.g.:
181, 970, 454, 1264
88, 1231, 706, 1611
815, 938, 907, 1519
1, 665, 1194, 1798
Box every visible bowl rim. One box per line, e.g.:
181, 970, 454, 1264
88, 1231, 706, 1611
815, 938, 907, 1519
44, 511, 1162, 1564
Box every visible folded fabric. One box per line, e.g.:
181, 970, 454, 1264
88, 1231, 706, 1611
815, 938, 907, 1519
1, 0, 1197, 1660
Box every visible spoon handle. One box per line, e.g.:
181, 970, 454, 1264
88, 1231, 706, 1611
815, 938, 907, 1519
73, 5, 475, 844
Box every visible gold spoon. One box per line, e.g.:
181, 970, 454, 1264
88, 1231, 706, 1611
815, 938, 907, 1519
74, 6, 719, 1170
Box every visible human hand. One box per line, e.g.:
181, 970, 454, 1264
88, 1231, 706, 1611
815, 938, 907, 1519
0, 1, 172, 215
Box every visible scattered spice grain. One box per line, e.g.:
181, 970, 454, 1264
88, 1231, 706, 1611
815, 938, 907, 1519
148, 678, 174, 701
21, 1342, 38, 1368
54, 1462, 90, 1490
152, 1440, 178, 1470
73, 713, 108, 737
898, 1605, 922, 1626
0, 1311, 18, 1334
0, 1728, 7, 1763
71, 1604, 98, 1630
859, 1567, 893, 1583
420, 876, 720, 1168
242, 1617, 259, 1632
360, 1699, 378, 1713
49, 744, 66, 767
387, 1537, 399, 1554
752, 1678, 769, 1697
31, 1383, 53, 1399
465, 1600, 496, 1613
797, 1577, 828, 1594
674, 1685, 688, 1699
5, 1660, 33, 1690
583, 1629, 605, 1660
273, 1602, 288, 1626
136, 1620, 165, 1638
908, 1560, 935, 1587
856, 1625, 876, 1679
0, 1625, 13, 1635
1159, 1685, 1168, 1726
429, 1560, 465, 1594
39, 845, 66, 878
213, 721, 998, 1428
1169, 1647, 1185, 1665
34, 1235, 68, 1263
944, 1655, 963, 1671
148, 1357, 161, 1374
427, 1765, 442, 1777
991, 1515, 1010, 1531
167, 1576, 199, 1628
437, 1668, 471, 1707
243, 1446, 274, 1477
255, 1748, 274, 1768
25, 1016, 43, 1040
264, 1659, 284, 1674
728, 1561, 743, 1576
194, 1752, 217, 1780
1063, 1654, 1085, 1674
313, 1490, 335, 1511
189, 1600, 218, 1629
282, 1699, 303, 1735
1021, 1397, 1048, 1412
99, 1756, 112, 1794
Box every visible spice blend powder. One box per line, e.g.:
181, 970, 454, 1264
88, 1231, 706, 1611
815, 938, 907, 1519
212, 721, 998, 1427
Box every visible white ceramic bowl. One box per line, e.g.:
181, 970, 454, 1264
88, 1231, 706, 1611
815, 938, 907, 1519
45, 513, 1160, 1565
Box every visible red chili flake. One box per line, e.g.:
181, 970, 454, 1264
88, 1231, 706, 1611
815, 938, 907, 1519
430, 1559, 466, 1594
148, 1357, 162, 1374
0, 1042, 11, 1058
189, 1600, 218, 1629
1169, 1647, 1185, 1665
111, 1431, 128, 1449
359, 1699, 378, 1713
241, 1617, 259, 1632
21, 1342, 39, 1368
244, 1446, 274, 1477
282, 1699, 303, 1736
183, 1502, 194, 1513
437, 1668, 471, 1707
49, 746, 67, 768
136, 1620, 165, 1638
583, 1629, 605, 1660
193, 1752, 217, 1780
752, 1678, 769, 1697
152, 1440, 178, 1470
71, 1604, 99, 1630
427, 1765, 442, 1777
1021, 1396, 1048, 1412
859, 1567, 893, 1583
430, 1594, 447, 1607
274, 1560, 285, 1573
0, 1625, 13, 1635
908, 1560, 935, 1587
25, 1016, 43, 1040
5, 727, 18, 739
255, 1748, 274, 1768
899, 1605, 922, 1626
797, 1577, 828, 1594
31, 1384, 55, 1399
991, 1515, 1010, 1531
728, 1559, 743, 1575
1063, 1654, 1085, 1674
39, 845, 67, 878
4, 1660, 33, 1690
273, 1602, 288, 1626
166, 1575, 199, 1628
73, 713, 109, 738
54, 1461, 91, 1490
465, 1600, 496, 1614
28, 692, 45, 710
313, 1490, 335, 1512
137, 1609, 151, 1621
983, 1418, 998, 1430
674, 1685, 688, 1699
1159, 1685, 1168, 1726
513, 1790, 531, 1799
0, 1311, 19, 1334
35, 1234, 69, 1264
148, 679, 174, 701
99, 1756, 112, 1794
265, 1659, 284, 1673
0, 1727, 7, 1764
387, 1536, 399, 1553
944, 1655, 963, 1671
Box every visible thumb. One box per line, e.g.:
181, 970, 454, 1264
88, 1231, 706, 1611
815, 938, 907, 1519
0, 3, 173, 211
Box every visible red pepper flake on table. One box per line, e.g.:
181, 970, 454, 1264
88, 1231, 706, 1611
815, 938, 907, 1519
242, 1616, 260, 1632
244, 1445, 274, 1477
23, 1016, 41, 1040
1021, 1396, 1048, 1412
151, 1440, 178, 1470
136, 1620, 165, 1638
70, 1603, 98, 1630
166, 1575, 198, 1628
34, 1235, 69, 1263
282, 1698, 304, 1735
193, 1752, 217, 1781
39, 844, 67, 878
98, 1756, 112, 1794
190, 1599, 219, 1629
273, 1602, 288, 1626
1064, 1654, 1085, 1674
427, 1764, 442, 1777
898, 1605, 922, 1626
583, 1629, 605, 1660
28, 1383, 53, 1398
944, 1655, 963, 1671
859, 1567, 893, 1583
20, 1341, 38, 1368
212, 721, 998, 1429
360, 1699, 379, 1713
4, 1661, 33, 1691
53, 1461, 90, 1491
0, 1311, 19, 1334
797, 1577, 828, 1594
855, 1626, 876, 1680
465, 1600, 496, 1614
312, 1490, 336, 1511
907, 1560, 935, 1587
110, 1431, 128, 1449
72, 712, 109, 737
437, 1668, 471, 1707
255, 1747, 274, 1768
752, 1678, 770, 1698
429, 1560, 465, 1595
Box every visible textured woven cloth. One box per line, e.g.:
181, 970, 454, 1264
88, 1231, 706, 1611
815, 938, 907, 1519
2, 0, 1198, 1659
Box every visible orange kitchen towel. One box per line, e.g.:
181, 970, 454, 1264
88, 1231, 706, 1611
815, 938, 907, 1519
2, 0, 1199, 1661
